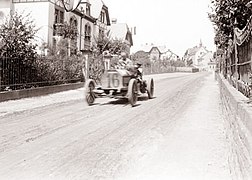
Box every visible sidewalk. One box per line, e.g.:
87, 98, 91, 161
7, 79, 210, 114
0, 88, 85, 117
121, 73, 232, 180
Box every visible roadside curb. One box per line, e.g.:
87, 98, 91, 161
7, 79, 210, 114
0, 82, 84, 103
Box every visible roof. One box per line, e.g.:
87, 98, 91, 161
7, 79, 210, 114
185, 46, 199, 56
109, 23, 128, 40
139, 44, 153, 53
108, 23, 133, 45
184, 44, 209, 58
139, 44, 177, 55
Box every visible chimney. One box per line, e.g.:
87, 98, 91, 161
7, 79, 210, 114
111, 18, 117, 24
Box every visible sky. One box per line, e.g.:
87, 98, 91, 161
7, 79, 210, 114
104, 0, 216, 57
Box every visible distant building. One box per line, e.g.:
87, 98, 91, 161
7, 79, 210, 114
183, 40, 215, 71
159, 46, 180, 61
136, 44, 179, 61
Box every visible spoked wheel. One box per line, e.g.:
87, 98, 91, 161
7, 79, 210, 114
85, 79, 96, 106
128, 79, 138, 107
147, 78, 154, 99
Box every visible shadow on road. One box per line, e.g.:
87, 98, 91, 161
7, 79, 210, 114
100, 98, 129, 106
99, 95, 156, 107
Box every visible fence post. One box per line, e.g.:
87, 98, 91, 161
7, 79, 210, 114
85, 54, 89, 80
0, 58, 2, 91
234, 30, 239, 89
0, 67, 1, 91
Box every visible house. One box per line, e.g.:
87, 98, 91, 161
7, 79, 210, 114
136, 44, 179, 61
183, 40, 215, 70
0, 0, 111, 56
107, 19, 133, 55
136, 44, 160, 61
159, 46, 180, 61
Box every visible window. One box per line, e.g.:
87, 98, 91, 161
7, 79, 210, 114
86, 5, 90, 16
99, 28, 104, 39
59, 11, 64, 23
54, 8, 64, 24
85, 24, 91, 41
53, 9, 64, 36
100, 11, 105, 23
69, 16, 78, 40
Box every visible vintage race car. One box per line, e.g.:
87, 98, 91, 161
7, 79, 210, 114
85, 68, 154, 107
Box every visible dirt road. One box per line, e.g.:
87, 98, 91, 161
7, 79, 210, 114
0, 72, 231, 180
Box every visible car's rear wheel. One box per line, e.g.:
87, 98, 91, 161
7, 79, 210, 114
85, 79, 96, 105
147, 78, 154, 99
128, 79, 138, 106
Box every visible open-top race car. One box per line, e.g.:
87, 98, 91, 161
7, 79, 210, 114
85, 68, 154, 107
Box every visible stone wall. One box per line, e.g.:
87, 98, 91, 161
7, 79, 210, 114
217, 73, 252, 179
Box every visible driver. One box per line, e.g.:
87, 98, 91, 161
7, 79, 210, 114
117, 52, 134, 70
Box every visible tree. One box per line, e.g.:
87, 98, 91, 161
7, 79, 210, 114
107, 39, 129, 55
0, 12, 38, 59
53, 21, 78, 56
0, 12, 40, 89
131, 51, 151, 66
209, 0, 251, 50
94, 34, 128, 55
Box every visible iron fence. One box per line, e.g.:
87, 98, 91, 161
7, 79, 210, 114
222, 17, 252, 97
0, 56, 83, 92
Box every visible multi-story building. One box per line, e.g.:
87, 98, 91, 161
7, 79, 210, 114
0, 0, 111, 56
183, 40, 215, 70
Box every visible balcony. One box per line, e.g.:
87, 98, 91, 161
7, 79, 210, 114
83, 39, 91, 50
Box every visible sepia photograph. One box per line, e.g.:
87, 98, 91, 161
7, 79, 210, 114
0, 0, 252, 179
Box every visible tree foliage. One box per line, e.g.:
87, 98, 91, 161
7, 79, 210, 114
107, 39, 129, 55
35, 55, 84, 84
54, 22, 78, 40
0, 12, 38, 59
94, 34, 129, 55
0, 12, 41, 90
131, 50, 151, 66
209, 0, 251, 50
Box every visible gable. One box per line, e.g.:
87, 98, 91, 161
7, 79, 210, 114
109, 23, 133, 46
150, 47, 161, 54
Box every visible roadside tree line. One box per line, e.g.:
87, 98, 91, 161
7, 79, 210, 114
0, 12, 128, 91
209, 0, 252, 97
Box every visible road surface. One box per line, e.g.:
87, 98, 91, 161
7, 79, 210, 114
0, 72, 232, 180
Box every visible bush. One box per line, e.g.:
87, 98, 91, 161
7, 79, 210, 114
35, 55, 84, 85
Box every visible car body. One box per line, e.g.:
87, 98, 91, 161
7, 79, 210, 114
85, 68, 154, 106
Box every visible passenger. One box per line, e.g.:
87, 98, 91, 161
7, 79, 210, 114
117, 52, 143, 80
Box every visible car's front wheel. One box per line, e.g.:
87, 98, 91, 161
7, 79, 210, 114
128, 79, 138, 107
85, 79, 96, 106
147, 78, 154, 99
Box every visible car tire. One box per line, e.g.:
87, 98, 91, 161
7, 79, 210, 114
147, 78, 154, 99
85, 79, 96, 106
128, 79, 138, 107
